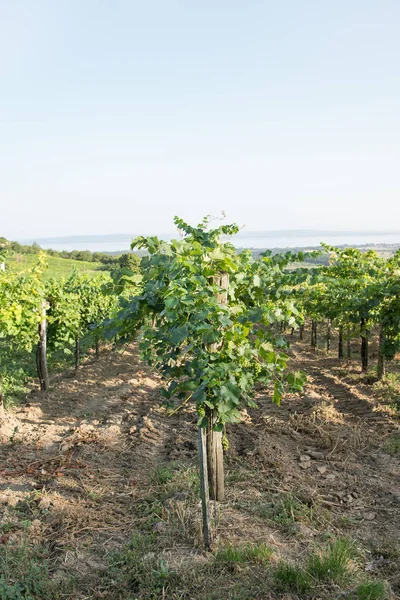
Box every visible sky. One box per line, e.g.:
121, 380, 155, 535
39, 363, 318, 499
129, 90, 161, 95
1, 0, 400, 238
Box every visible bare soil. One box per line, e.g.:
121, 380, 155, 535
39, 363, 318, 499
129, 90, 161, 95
0, 342, 399, 598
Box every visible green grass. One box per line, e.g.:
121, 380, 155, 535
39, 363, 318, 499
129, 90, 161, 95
384, 433, 400, 455
273, 539, 357, 595
306, 538, 355, 583
8, 253, 107, 280
213, 543, 273, 567
353, 581, 388, 600
151, 464, 177, 485
0, 331, 97, 408
273, 562, 312, 593
236, 488, 322, 536
0, 542, 74, 599
373, 372, 400, 413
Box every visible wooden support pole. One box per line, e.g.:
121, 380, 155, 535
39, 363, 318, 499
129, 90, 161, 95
75, 338, 80, 370
377, 324, 386, 380
338, 326, 344, 360
198, 426, 212, 549
326, 319, 331, 351
38, 301, 49, 392
0, 382, 4, 421
360, 318, 369, 372
206, 409, 225, 501
206, 273, 229, 502
346, 328, 351, 362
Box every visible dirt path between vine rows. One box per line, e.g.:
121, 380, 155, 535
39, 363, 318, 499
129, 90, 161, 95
0, 343, 399, 597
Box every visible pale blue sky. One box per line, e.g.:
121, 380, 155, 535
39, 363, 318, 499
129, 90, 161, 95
1, 1, 400, 238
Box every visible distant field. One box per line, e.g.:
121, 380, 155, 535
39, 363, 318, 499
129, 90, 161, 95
7, 253, 108, 279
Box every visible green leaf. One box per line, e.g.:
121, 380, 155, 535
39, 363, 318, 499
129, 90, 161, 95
170, 324, 189, 346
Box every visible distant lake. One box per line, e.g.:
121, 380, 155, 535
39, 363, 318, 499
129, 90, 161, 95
38, 232, 400, 253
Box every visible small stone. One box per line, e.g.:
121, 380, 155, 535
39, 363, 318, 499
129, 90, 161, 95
317, 465, 327, 475
306, 390, 323, 400
299, 454, 311, 462
152, 521, 167, 533
298, 523, 314, 537
118, 384, 134, 399
306, 450, 325, 460
364, 512, 376, 521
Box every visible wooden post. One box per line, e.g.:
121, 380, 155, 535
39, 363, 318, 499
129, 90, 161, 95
346, 328, 351, 362
198, 426, 212, 549
0, 382, 4, 420
206, 409, 224, 501
338, 326, 344, 360
377, 324, 386, 380
95, 337, 99, 359
206, 273, 229, 502
75, 338, 80, 370
311, 320, 317, 349
326, 319, 331, 351
360, 318, 368, 372
37, 301, 49, 392
299, 323, 304, 341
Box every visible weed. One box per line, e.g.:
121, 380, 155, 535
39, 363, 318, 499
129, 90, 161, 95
273, 562, 311, 593
0, 542, 74, 599
152, 464, 176, 485
353, 581, 388, 600
9, 426, 20, 446
373, 373, 400, 413
307, 538, 355, 583
384, 433, 400, 455
213, 543, 273, 567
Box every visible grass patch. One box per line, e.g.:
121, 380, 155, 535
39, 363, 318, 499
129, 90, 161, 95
0, 331, 101, 408
151, 463, 177, 485
101, 532, 178, 599
307, 537, 355, 583
213, 543, 273, 567
237, 488, 323, 536
384, 433, 400, 455
373, 372, 400, 413
0, 542, 74, 599
273, 539, 357, 596
273, 562, 312, 593
8, 253, 107, 280
353, 581, 388, 600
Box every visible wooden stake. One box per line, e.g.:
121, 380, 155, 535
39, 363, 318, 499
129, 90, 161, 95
75, 338, 80, 370
326, 319, 331, 351
206, 273, 229, 502
197, 426, 212, 549
0, 382, 4, 421
206, 409, 225, 501
338, 326, 344, 360
377, 324, 386, 380
38, 301, 49, 392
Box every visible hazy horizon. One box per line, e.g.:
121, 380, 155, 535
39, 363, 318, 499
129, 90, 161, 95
16, 227, 400, 245
2, 2, 400, 238
11, 228, 400, 254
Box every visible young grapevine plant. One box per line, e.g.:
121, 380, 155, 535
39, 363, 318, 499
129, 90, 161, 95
117, 216, 306, 433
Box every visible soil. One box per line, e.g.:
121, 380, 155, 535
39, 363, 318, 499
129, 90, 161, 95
0, 342, 399, 597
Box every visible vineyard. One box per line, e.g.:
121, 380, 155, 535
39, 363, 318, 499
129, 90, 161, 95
0, 218, 399, 600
